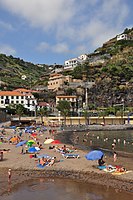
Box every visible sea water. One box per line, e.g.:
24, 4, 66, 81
57, 130, 133, 153
2, 178, 132, 200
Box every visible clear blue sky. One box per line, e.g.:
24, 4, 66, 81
0, 0, 132, 65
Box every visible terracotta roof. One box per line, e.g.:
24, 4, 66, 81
38, 102, 50, 106
50, 73, 62, 77
14, 88, 37, 92
13, 88, 32, 92
0, 91, 25, 96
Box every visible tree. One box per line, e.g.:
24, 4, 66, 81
65, 88, 76, 95
37, 106, 49, 124
56, 100, 71, 125
82, 109, 90, 125
15, 104, 25, 122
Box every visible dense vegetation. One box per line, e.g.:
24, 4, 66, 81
0, 54, 49, 90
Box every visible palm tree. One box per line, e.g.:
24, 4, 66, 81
82, 109, 89, 125
56, 100, 70, 125
37, 106, 49, 124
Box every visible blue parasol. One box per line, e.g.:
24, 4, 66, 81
16, 140, 27, 147
37, 154, 51, 159
85, 150, 104, 161
28, 146, 38, 153
10, 126, 16, 129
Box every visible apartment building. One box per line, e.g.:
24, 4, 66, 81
64, 54, 87, 71
56, 95, 77, 112
0, 88, 37, 112
48, 73, 72, 91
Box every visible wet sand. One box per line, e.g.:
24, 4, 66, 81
0, 128, 133, 196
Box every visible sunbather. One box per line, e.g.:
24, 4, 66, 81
39, 157, 48, 166
47, 157, 56, 166
116, 166, 126, 172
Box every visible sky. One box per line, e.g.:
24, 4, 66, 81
0, 0, 132, 65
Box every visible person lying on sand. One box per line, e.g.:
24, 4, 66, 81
115, 165, 126, 172
47, 157, 56, 166
39, 157, 48, 166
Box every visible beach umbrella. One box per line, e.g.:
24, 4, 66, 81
27, 140, 35, 143
51, 139, 61, 144
10, 137, 18, 142
27, 140, 35, 147
25, 129, 32, 133
16, 140, 27, 147
44, 138, 54, 144
37, 154, 51, 159
35, 147, 40, 151
10, 126, 16, 129
85, 150, 104, 161
31, 133, 37, 137
28, 146, 39, 153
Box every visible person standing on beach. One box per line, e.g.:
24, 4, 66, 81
8, 169, 12, 183
113, 151, 117, 162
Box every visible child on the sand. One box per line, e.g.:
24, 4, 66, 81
113, 151, 117, 162
8, 169, 12, 183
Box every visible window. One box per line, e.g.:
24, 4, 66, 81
11, 96, 14, 99
5, 99, 9, 104
16, 96, 19, 99
1, 96, 4, 99
16, 101, 19, 104
21, 96, 24, 99
11, 101, 14, 104
21, 101, 24, 104
1, 101, 4, 104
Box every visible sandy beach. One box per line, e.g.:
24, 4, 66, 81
0, 127, 133, 196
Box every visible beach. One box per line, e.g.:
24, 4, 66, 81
0, 127, 133, 196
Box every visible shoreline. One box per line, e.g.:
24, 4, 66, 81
0, 127, 133, 196
59, 124, 133, 132
0, 167, 133, 196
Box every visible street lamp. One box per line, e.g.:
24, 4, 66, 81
121, 98, 124, 118
58, 111, 61, 126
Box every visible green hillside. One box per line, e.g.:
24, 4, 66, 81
0, 54, 49, 90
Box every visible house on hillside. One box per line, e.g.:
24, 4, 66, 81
117, 33, 131, 41
0, 89, 37, 112
64, 54, 87, 71
48, 73, 73, 91
56, 95, 77, 112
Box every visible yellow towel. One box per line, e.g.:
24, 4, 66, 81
112, 170, 132, 175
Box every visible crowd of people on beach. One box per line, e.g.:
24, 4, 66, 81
0, 123, 131, 185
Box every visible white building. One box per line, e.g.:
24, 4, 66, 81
0, 88, 37, 112
64, 54, 87, 71
117, 34, 128, 41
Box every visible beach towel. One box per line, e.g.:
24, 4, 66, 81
103, 165, 116, 173
62, 154, 80, 159
112, 170, 132, 176
37, 162, 48, 168
103, 168, 116, 173
97, 165, 106, 170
